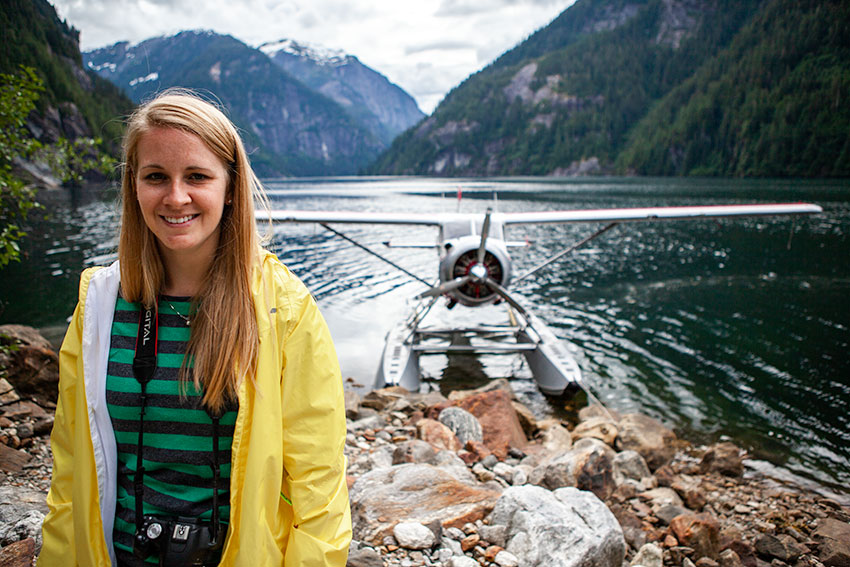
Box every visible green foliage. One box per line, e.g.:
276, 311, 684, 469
0, 67, 44, 268
0, 66, 116, 268
1, 0, 133, 151
617, 0, 850, 177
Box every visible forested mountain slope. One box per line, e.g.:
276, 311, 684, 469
369, 0, 849, 178
0, 0, 132, 151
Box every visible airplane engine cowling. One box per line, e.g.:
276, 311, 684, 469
439, 236, 512, 306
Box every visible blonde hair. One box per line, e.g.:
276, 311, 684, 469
119, 89, 266, 413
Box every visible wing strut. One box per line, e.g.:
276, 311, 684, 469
514, 222, 620, 284
319, 223, 433, 287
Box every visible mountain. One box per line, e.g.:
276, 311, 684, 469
0, 0, 132, 152
260, 39, 424, 146
369, 0, 850, 178
84, 31, 384, 176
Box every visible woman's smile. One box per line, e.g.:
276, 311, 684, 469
135, 126, 229, 266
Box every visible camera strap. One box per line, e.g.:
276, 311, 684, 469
131, 300, 224, 541
132, 303, 158, 534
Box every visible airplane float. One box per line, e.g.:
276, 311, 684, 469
260, 201, 822, 398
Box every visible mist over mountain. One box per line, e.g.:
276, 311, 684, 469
369, 0, 850, 178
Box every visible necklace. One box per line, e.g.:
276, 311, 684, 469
163, 297, 191, 326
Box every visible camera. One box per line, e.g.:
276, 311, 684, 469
133, 515, 225, 566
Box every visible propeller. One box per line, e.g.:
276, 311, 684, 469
476, 208, 491, 265
417, 274, 471, 298
417, 208, 494, 300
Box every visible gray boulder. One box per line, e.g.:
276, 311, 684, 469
439, 406, 484, 445
489, 485, 625, 567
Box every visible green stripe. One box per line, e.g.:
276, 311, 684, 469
114, 299, 139, 312
107, 404, 237, 426
110, 321, 138, 337
114, 431, 233, 452
108, 350, 190, 368
106, 376, 203, 396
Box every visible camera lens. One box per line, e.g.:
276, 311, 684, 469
145, 522, 163, 540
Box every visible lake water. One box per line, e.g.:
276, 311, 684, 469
2, 176, 848, 501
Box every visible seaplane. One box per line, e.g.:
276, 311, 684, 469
260, 200, 822, 397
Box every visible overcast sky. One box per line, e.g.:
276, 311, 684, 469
51, 0, 574, 114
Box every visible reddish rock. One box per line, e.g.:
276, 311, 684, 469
725, 539, 758, 567
484, 545, 504, 562
457, 450, 479, 466
349, 463, 502, 544
670, 513, 721, 560
416, 418, 462, 452
699, 443, 745, 477
0, 443, 32, 473
425, 401, 453, 420
458, 389, 527, 459
654, 464, 676, 487
461, 533, 480, 552
406, 410, 425, 427
672, 476, 707, 511
812, 519, 850, 567
0, 324, 59, 404
0, 537, 35, 567
464, 440, 492, 461
511, 400, 537, 438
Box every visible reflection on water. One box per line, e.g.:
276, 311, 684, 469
2, 176, 849, 500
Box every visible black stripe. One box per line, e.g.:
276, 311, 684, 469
111, 418, 235, 438
110, 334, 190, 356
106, 390, 237, 412
115, 443, 232, 466
107, 363, 182, 380
116, 462, 228, 490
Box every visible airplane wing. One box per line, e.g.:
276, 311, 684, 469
261, 210, 445, 225
496, 203, 823, 225
260, 203, 821, 225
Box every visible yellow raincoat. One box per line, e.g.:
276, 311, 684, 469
39, 250, 351, 566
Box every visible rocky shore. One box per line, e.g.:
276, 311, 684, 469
1, 324, 849, 567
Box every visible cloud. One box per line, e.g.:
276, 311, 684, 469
404, 41, 477, 56
51, 0, 574, 114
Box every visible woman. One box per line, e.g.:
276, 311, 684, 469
39, 90, 352, 566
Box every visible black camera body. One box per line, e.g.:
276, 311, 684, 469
133, 515, 225, 566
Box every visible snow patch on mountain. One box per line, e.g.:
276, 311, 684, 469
259, 39, 349, 66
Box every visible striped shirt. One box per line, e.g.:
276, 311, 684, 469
106, 296, 237, 565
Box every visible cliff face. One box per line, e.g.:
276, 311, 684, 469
368, 0, 850, 178
0, 0, 132, 152
84, 31, 385, 176
261, 39, 425, 146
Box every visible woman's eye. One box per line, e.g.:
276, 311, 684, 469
188, 173, 209, 181
144, 172, 165, 182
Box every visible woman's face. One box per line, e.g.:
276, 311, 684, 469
134, 126, 230, 265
